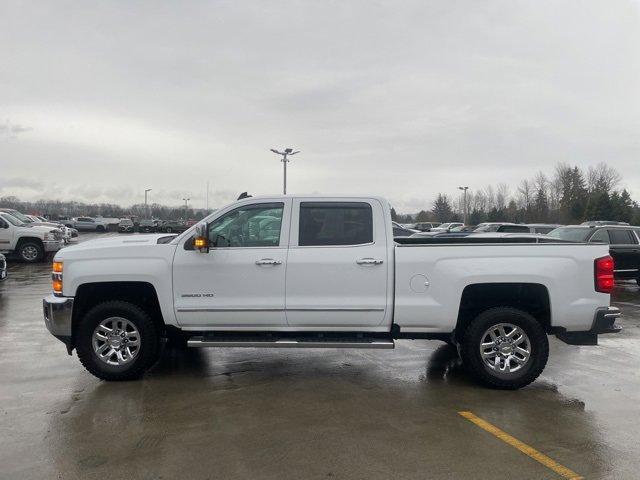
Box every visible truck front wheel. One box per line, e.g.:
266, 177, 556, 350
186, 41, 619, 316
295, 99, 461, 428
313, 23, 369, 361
76, 301, 161, 381
460, 307, 548, 390
18, 241, 44, 263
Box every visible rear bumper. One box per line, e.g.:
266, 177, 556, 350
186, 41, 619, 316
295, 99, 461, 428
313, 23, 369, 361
43, 294, 74, 353
555, 306, 622, 346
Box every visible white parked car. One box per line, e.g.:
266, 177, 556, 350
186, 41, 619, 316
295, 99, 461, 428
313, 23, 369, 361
0, 212, 64, 262
43, 195, 620, 389
430, 222, 464, 232
66, 217, 110, 232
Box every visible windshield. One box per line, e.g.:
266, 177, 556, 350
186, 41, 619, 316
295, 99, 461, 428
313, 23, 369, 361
1, 213, 26, 226
438, 223, 451, 229
6, 210, 32, 223
547, 227, 591, 242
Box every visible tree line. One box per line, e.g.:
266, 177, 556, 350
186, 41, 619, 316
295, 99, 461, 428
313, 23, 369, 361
0, 196, 211, 221
392, 163, 640, 226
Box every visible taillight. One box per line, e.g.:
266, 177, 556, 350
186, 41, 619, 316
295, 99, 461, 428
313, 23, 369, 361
595, 255, 614, 294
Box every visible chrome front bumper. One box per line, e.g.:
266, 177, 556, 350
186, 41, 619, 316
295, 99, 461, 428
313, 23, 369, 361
43, 295, 74, 352
43, 240, 64, 252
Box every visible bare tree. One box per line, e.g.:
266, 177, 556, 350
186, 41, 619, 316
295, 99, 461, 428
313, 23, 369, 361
587, 162, 622, 193
496, 183, 509, 211
517, 179, 533, 210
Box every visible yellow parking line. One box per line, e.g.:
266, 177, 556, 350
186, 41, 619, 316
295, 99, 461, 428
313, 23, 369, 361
458, 411, 583, 480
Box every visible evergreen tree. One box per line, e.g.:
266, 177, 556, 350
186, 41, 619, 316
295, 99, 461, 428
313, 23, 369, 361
584, 191, 612, 220
432, 194, 454, 222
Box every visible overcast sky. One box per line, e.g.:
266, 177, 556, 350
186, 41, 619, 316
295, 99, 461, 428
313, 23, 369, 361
1, 0, 639, 212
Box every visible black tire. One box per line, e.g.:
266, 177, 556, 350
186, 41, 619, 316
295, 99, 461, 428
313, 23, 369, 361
96, 225, 105, 233
165, 227, 173, 233
460, 307, 549, 390
18, 241, 44, 263
76, 301, 161, 381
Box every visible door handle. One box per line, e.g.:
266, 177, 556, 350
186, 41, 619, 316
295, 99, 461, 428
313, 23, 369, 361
356, 258, 383, 265
255, 258, 282, 266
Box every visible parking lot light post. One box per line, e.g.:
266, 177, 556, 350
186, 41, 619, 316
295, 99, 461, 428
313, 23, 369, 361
458, 186, 469, 225
182, 197, 190, 220
270, 148, 300, 195
144, 188, 152, 218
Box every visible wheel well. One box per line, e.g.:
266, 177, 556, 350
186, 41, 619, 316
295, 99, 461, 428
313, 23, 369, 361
454, 283, 551, 342
16, 237, 44, 249
72, 282, 166, 340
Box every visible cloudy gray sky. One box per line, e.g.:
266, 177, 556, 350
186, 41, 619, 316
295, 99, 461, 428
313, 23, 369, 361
1, 0, 639, 212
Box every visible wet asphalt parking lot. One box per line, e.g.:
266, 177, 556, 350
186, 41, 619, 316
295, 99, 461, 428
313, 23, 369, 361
1, 233, 639, 480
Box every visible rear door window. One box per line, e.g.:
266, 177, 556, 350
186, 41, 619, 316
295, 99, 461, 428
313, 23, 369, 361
608, 229, 637, 245
299, 202, 373, 246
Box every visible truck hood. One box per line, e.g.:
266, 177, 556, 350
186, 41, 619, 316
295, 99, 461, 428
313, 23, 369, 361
55, 234, 177, 260
19, 224, 59, 234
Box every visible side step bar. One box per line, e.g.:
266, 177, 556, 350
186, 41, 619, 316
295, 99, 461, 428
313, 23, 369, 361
187, 336, 395, 349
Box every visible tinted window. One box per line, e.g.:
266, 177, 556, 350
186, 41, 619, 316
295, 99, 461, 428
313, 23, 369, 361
588, 229, 609, 244
534, 227, 554, 234
498, 225, 530, 233
299, 202, 373, 246
208, 203, 283, 247
608, 229, 636, 245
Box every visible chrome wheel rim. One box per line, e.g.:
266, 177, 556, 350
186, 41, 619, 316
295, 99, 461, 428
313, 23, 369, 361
22, 245, 39, 261
92, 317, 141, 366
480, 323, 531, 374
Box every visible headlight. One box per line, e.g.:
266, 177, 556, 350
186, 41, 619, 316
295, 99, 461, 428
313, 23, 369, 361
44, 232, 56, 241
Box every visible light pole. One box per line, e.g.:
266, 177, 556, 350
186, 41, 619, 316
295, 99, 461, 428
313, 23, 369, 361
458, 186, 469, 225
182, 197, 190, 220
144, 188, 152, 218
270, 148, 300, 195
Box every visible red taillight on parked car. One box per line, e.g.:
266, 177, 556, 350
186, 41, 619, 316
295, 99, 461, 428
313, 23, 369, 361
595, 255, 614, 294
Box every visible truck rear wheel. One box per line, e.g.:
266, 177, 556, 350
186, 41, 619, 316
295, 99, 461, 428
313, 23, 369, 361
18, 241, 44, 263
76, 301, 161, 381
460, 307, 548, 390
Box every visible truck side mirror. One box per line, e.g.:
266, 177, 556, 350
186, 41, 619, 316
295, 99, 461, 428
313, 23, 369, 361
194, 223, 209, 253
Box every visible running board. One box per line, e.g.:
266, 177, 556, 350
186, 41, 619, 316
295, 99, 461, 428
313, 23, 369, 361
187, 335, 395, 349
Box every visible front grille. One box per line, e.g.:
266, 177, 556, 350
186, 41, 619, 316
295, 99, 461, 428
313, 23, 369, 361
53, 231, 63, 240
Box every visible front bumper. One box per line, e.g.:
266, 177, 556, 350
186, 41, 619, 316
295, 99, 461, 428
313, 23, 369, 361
43, 294, 74, 353
43, 240, 64, 252
556, 306, 622, 345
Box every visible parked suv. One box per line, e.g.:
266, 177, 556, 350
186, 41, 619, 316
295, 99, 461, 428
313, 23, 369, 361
138, 219, 156, 233
159, 220, 187, 233
548, 225, 640, 285
69, 217, 110, 232
118, 219, 134, 233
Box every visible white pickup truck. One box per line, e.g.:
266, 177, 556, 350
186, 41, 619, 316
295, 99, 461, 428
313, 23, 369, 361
0, 212, 65, 262
43, 195, 621, 389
